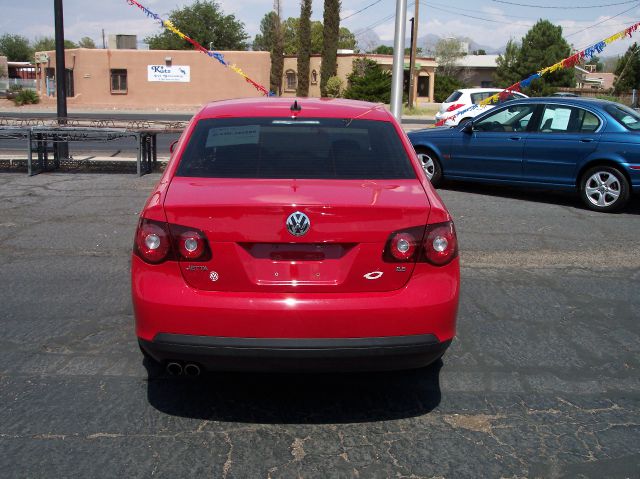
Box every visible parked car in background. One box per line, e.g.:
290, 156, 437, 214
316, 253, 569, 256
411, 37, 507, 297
410, 97, 640, 212
133, 98, 460, 374
435, 88, 528, 126
552, 92, 580, 97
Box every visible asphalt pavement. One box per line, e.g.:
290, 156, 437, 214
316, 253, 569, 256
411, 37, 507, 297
0, 173, 638, 478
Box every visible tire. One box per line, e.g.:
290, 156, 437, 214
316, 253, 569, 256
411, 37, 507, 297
415, 148, 443, 187
579, 165, 630, 213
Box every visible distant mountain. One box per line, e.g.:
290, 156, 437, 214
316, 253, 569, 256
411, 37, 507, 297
357, 31, 504, 56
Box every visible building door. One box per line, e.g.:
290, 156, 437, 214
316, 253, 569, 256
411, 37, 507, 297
417, 76, 429, 97
65, 69, 74, 97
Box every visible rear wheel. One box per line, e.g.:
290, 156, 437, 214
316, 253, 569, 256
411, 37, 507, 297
415, 148, 443, 187
579, 165, 630, 212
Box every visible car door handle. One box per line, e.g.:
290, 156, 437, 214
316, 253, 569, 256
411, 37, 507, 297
509, 136, 522, 141
580, 138, 594, 143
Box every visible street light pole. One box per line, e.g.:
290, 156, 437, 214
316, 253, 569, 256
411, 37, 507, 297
54, 0, 69, 158
408, 0, 419, 108
389, 0, 407, 120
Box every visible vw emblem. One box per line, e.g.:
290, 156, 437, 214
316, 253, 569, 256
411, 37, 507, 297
286, 211, 310, 237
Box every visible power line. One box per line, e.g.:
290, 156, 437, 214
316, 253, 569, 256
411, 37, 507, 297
565, 3, 639, 37
491, 0, 638, 8
341, 0, 386, 21
423, 2, 534, 26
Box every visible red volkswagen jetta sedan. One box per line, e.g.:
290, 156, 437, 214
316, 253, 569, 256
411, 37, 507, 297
132, 98, 459, 374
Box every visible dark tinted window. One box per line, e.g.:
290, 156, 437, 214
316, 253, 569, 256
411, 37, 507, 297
470, 91, 500, 104
605, 103, 640, 131
176, 118, 416, 179
444, 91, 463, 103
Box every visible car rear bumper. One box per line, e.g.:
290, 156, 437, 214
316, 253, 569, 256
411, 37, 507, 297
132, 254, 459, 371
139, 333, 452, 371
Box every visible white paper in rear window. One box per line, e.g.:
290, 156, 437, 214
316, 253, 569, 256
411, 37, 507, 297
205, 125, 260, 147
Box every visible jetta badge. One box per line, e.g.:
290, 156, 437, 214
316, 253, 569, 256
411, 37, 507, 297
286, 211, 310, 237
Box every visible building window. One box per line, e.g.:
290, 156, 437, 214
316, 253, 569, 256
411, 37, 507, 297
285, 70, 297, 91
110, 69, 127, 94
311, 70, 318, 84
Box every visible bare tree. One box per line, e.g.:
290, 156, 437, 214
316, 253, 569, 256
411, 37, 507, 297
435, 37, 465, 77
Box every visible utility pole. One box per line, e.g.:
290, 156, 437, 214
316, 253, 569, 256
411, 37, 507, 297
54, 0, 69, 159
390, 0, 407, 120
408, 0, 419, 109
408, 17, 414, 103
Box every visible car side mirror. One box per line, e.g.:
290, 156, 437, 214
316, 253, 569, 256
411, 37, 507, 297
169, 140, 179, 154
461, 121, 474, 134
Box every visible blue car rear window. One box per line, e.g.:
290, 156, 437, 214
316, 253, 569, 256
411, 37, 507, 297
176, 118, 416, 179
604, 104, 640, 131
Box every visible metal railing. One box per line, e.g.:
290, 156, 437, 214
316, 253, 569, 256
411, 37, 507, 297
0, 117, 187, 176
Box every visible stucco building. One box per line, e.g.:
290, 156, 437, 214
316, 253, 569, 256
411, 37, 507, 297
33, 48, 271, 109
282, 53, 437, 103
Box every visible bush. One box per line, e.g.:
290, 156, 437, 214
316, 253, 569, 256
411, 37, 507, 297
8, 83, 23, 92
12, 89, 40, 106
434, 75, 465, 103
343, 58, 392, 103
325, 76, 343, 98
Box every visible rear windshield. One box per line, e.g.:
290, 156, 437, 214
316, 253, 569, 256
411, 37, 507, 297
444, 91, 463, 103
176, 118, 416, 179
604, 103, 640, 131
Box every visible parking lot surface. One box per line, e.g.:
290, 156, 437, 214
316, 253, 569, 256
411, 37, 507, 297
0, 172, 638, 478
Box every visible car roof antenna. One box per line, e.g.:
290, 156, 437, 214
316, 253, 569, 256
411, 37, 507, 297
290, 100, 302, 118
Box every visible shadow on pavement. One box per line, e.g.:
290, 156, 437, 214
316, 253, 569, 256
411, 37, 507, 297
440, 180, 640, 215
144, 357, 443, 424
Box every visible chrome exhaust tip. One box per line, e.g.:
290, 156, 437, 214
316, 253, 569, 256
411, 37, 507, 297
166, 361, 183, 376
183, 363, 201, 377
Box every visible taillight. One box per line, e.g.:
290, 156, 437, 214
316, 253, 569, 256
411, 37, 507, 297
383, 226, 423, 262
423, 222, 458, 266
134, 218, 171, 264
383, 222, 458, 266
134, 219, 211, 263
446, 103, 464, 112
170, 224, 211, 261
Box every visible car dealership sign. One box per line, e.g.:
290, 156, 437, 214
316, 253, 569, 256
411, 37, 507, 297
147, 65, 190, 82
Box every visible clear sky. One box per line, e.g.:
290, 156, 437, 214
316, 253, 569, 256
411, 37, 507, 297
3, 0, 640, 56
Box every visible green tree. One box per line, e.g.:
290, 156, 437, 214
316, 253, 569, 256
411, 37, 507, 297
585, 55, 603, 72
253, 11, 278, 51
275, 18, 354, 55
372, 45, 393, 55
338, 27, 356, 51
0, 34, 32, 61
516, 19, 573, 96
434, 75, 465, 103
613, 43, 640, 94
78, 37, 96, 49
494, 39, 521, 88
33, 37, 77, 52
270, 2, 284, 95
321, 0, 340, 96
297, 0, 312, 96
343, 58, 392, 103
145, 1, 249, 51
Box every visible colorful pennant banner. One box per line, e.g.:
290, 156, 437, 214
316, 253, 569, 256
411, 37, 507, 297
436, 21, 640, 126
125, 0, 272, 96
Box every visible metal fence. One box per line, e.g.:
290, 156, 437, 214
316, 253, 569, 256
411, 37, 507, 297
0, 117, 187, 176
0, 78, 38, 93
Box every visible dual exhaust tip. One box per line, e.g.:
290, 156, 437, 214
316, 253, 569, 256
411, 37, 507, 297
166, 361, 201, 377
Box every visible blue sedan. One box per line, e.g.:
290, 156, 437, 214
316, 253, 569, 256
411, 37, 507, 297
408, 98, 640, 212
